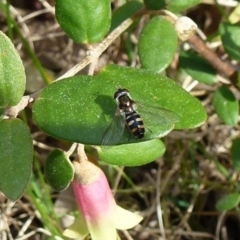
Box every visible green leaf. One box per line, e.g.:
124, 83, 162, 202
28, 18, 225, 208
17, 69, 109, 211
216, 193, 240, 211
0, 31, 26, 107
55, 0, 111, 43
220, 22, 240, 61
213, 86, 239, 126
32, 65, 207, 145
231, 138, 240, 172
0, 119, 33, 201
110, 1, 143, 32
138, 17, 178, 72
167, 0, 201, 12
179, 51, 217, 85
144, 0, 170, 10
99, 139, 165, 166
0, 107, 4, 117
44, 149, 74, 191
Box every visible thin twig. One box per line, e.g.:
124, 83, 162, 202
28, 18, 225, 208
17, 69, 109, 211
215, 211, 227, 240
66, 143, 78, 158
188, 34, 236, 79
121, 230, 134, 240
76, 144, 88, 162
112, 166, 125, 195
4, 96, 33, 118
38, 0, 55, 13
156, 164, 166, 240
56, 18, 133, 81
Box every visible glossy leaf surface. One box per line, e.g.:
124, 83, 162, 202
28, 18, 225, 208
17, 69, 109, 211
231, 138, 240, 172
179, 51, 217, 85
138, 17, 178, 72
99, 139, 165, 166
167, 0, 201, 12
216, 193, 240, 211
0, 31, 26, 107
213, 86, 239, 126
220, 22, 240, 61
110, 1, 143, 31
44, 149, 74, 191
0, 119, 33, 200
33, 65, 207, 146
55, 0, 111, 43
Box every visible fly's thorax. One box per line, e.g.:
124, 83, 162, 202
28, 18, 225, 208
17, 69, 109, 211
114, 88, 133, 106
117, 94, 135, 112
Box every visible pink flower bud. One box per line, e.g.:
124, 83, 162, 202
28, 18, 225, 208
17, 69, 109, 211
63, 160, 142, 240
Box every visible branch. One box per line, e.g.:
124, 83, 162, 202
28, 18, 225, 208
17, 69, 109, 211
4, 96, 34, 118
56, 18, 134, 81
188, 34, 236, 80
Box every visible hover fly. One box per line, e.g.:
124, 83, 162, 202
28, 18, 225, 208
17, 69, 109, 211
101, 88, 179, 146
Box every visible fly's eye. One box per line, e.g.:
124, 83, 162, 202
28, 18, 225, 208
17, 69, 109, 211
114, 90, 120, 99
122, 88, 129, 93
114, 88, 129, 99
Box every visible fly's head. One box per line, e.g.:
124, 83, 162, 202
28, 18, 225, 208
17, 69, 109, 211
114, 88, 129, 101
114, 88, 134, 110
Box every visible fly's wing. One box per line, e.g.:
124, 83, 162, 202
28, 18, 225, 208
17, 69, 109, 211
134, 102, 179, 137
101, 109, 126, 146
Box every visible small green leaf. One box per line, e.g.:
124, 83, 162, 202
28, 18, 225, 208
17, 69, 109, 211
55, 0, 111, 43
216, 193, 240, 211
231, 138, 240, 172
0, 119, 33, 201
110, 1, 143, 32
44, 149, 74, 191
32, 65, 207, 145
179, 51, 217, 85
213, 86, 239, 126
99, 139, 165, 166
167, 0, 201, 12
0, 31, 26, 107
138, 17, 178, 72
220, 22, 240, 61
144, 0, 170, 10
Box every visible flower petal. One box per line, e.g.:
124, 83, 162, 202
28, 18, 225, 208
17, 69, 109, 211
114, 206, 143, 230
63, 214, 88, 239
89, 221, 117, 240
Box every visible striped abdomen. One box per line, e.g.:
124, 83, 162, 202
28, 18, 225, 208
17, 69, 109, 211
125, 111, 145, 139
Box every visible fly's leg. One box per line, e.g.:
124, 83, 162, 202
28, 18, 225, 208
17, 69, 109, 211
145, 126, 153, 133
